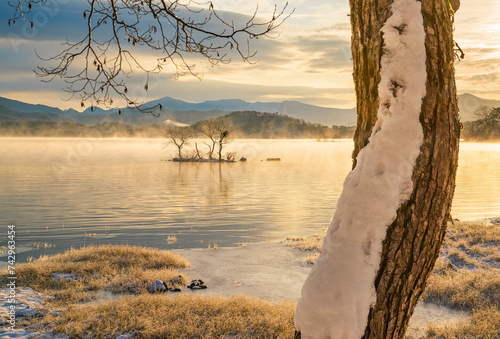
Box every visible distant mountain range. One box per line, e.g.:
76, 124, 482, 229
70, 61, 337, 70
0, 96, 357, 127
0, 93, 498, 127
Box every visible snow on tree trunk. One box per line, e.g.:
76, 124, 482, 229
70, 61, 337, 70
294, 0, 460, 337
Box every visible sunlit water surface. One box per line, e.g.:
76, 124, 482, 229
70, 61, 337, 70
0, 138, 498, 262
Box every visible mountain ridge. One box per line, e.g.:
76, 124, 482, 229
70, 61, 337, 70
0, 93, 499, 127
0, 95, 358, 126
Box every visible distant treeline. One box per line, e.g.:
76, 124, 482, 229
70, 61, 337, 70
0, 111, 356, 139
192, 111, 355, 139
462, 106, 500, 141
0, 121, 166, 138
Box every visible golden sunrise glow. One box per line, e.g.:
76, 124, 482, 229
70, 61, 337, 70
0, 0, 499, 109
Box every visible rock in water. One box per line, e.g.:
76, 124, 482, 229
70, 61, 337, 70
148, 280, 167, 293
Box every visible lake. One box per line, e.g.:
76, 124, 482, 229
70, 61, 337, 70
1, 138, 499, 262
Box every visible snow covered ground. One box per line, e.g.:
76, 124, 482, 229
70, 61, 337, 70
0, 287, 67, 338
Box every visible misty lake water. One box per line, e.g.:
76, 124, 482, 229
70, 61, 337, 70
1, 138, 499, 262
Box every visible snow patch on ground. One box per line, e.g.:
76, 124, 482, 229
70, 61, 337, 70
0, 287, 47, 319
173, 242, 311, 300
407, 302, 469, 338
294, 0, 427, 337
0, 287, 67, 338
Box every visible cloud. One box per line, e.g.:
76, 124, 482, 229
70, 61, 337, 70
460, 73, 498, 83
0, 1, 87, 43
291, 36, 352, 72
1, 0, 499, 110
456, 71, 500, 101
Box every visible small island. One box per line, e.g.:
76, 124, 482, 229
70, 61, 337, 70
165, 118, 238, 162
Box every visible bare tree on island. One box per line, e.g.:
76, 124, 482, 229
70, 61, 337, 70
295, 0, 461, 337
463, 105, 500, 140
164, 126, 193, 160
198, 119, 218, 159
8, 0, 291, 112
474, 105, 494, 121
213, 119, 233, 161
165, 119, 234, 161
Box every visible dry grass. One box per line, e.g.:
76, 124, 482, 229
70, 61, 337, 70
426, 306, 500, 338
424, 221, 500, 309
424, 266, 500, 310
0, 244, 190, 305
286, 228, 326, 264
237, 241, 249, 248
43, 294, 296, 338
421, 220, 500, 337
207, 242, 219, 251
305, 252, 320, 265
166, 235, 178, 244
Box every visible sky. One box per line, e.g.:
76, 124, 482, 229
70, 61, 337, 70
0, 0, 499, 110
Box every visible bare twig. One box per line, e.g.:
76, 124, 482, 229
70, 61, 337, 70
453, 41, 465, 61
8, 0, 293, 113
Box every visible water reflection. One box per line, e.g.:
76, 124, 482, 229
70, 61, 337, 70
0, 138, 498, 262
452, 143, 500, 220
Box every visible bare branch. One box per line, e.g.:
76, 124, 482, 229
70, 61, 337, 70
8, 0, 293, 113
164, 125, 194, 158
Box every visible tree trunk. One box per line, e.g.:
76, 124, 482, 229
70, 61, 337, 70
294, 0, 460, 337
211, 140, 216, 159
360, 0, 460, 336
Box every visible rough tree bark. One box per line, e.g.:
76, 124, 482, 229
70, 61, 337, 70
295, 0, 460, 337
352, 0, 460, 336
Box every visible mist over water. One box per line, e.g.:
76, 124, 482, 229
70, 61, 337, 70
0, 138, 499, 262
453, 142, 500, 220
